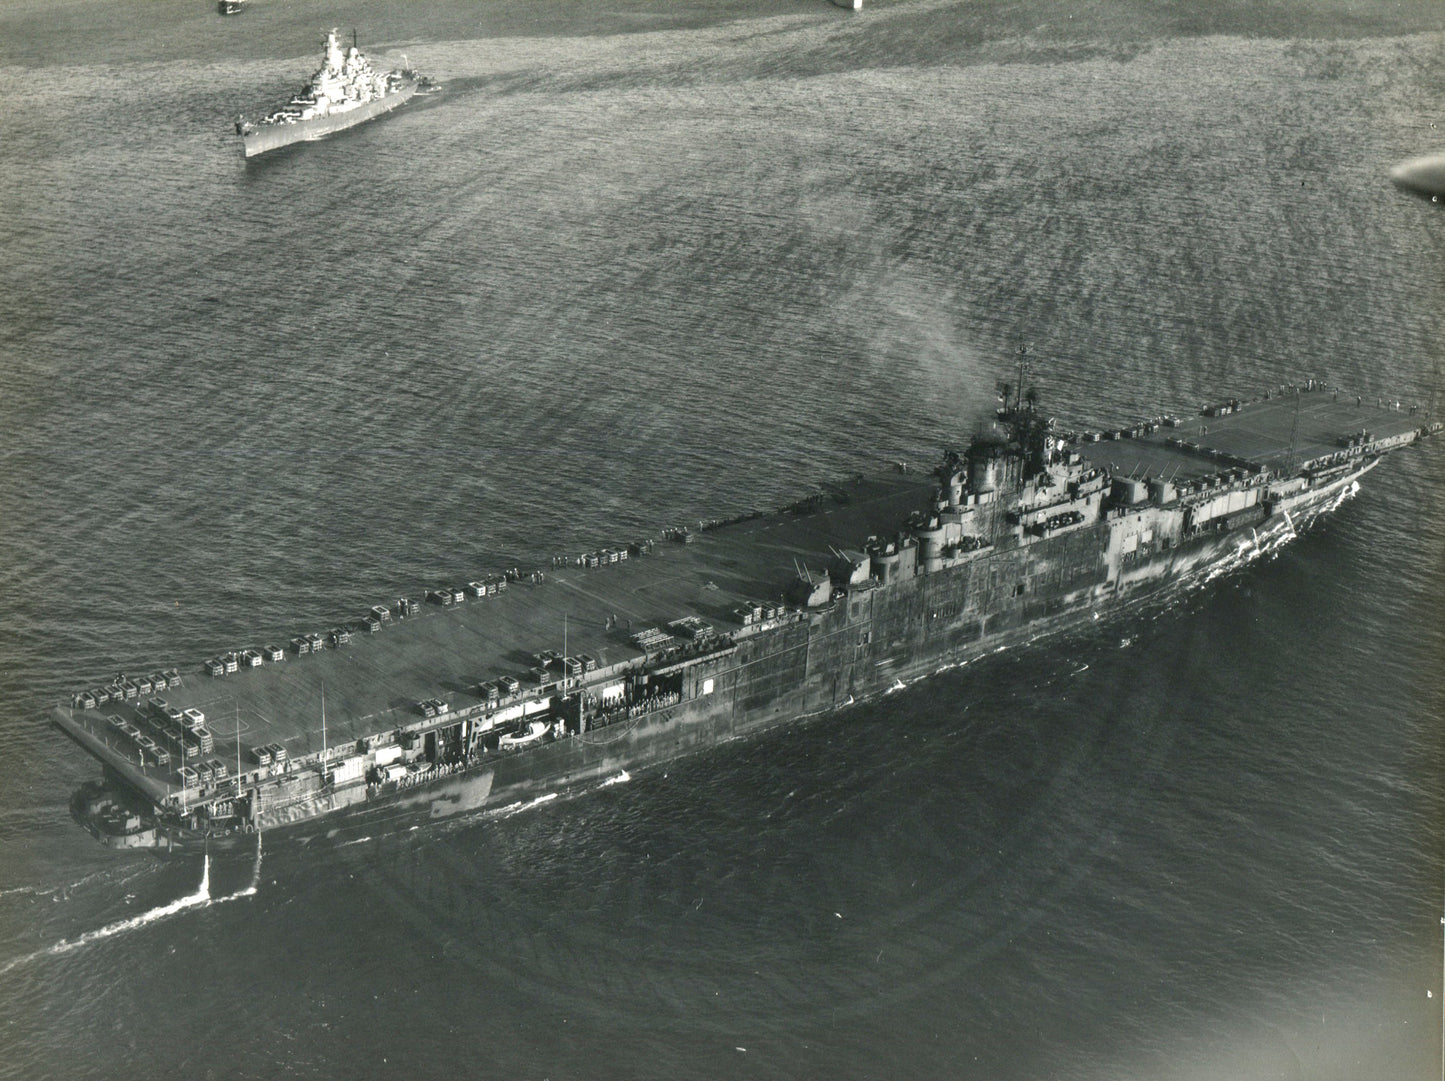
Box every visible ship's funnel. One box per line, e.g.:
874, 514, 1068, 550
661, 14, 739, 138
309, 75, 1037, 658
966, 438, 1008, 493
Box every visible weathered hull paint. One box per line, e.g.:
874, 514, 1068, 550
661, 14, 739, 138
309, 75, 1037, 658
137, 460, 1374, 854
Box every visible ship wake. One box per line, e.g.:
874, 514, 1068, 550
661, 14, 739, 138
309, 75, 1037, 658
0, 839, 263, 977
213, 831, 264, 903
1207, 521, 1296, 584
493, 792, 559, 817
0, 855, 210, 976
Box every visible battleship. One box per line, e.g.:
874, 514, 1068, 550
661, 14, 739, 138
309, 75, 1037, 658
235, 30, 428, 158
55, 373, 1437, 849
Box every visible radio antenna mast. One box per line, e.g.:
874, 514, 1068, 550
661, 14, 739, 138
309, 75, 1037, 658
1286, 385, 1302, 474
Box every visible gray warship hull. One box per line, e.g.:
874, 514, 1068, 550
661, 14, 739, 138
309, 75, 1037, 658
53, 385, 1436, 851
241, 81, 419, 158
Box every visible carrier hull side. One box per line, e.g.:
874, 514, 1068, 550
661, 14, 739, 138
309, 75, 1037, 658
59, 456, 1381, 853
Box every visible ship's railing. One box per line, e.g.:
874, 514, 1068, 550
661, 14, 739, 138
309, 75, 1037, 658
587, 691, 682, 729
649, 641, 738, 676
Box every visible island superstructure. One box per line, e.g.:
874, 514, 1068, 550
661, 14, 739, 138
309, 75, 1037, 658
55, 378, 1437, 848
236, 30, 427, 158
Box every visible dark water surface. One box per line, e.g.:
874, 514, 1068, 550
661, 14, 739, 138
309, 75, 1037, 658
1, 1, 1442, 1078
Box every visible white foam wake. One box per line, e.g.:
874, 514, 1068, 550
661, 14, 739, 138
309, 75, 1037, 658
52, 853, 212, 954
599, 770, 631, 788
0, 839, 267, 977
214, 831, 263, 903
0, 866, 138, 900
494, 792, 559, 817
0, 884, 61, 899
0, 854, 211, 976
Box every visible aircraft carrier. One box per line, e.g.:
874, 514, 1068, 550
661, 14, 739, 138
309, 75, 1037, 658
55, 378, 1437, 849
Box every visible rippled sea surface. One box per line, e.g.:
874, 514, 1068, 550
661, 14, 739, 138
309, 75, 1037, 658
1, 1, 1442, 1078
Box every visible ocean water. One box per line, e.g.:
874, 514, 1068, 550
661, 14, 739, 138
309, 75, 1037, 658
0, 1, 1442, 1078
